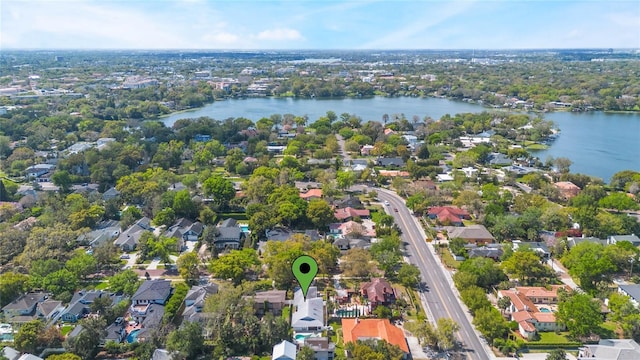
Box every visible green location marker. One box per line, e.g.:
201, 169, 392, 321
292, 255, 318, 300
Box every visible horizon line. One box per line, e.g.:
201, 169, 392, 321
3, 47, 640, 52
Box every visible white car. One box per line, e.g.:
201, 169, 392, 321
384, 201, 390, 206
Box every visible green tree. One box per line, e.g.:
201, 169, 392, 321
306, 199, 335, 229
448, 237, 467, 257
172, 189, 198, 219
397, 263, 421, 289
65, 251, 97, 280
562, 242, 615, 293
46, 354, 82, 360
42, 269, 78, 297
15, 320, 44, 353
557, 293, 603, 339
297, 346, 315, 360
51, 170, 73, 193
262, 239, 306, 289
460, 257, 507, 290
203, 175, 235, 207
153, 207, 176, 227
473, 307, 509, 343
177, 252, 200, 285
209, 248, 259, 286
435, 318, 460, 351
340, 248, 375, 278
108, 269, 141, 295
460, 286, 491, 315
166, 320, 205, 359
309, 240, 340, 277
64, 317, 106, 359
0, 272, 29, 307
598, 192, 639, 212
345, 339, 404, 360
546, 349, 567, 360
336, 170, 356, 190
501, 249, 548, 286
417, 145, 430, 160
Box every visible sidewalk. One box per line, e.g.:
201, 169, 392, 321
548, 258, 580, 291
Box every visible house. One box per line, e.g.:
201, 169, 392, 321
436, 173, 454, 182
60, 290, 120, 323
360, 145, 375, 156
182, 283, 218, 323
265, 227, 294, 242
77, 225, 120, 248
248, 290, 287, 317
445, 225, 495, 245
300, 189, 323, 201
1, 346, 20, 360
375, 157, 405, 168
295, 181, 322, 192
272, 340, 297, 360
361, 278, 396, 310
214, 218, 246, 250
487, 153, 512, 166
333, 237, 370, 251
292, 287, 324, 333
102, 187, 121, 201
130, 279, 172, 321
114, 217, 153, 251
465, 243, 503, 260
101, 323, 126, 345
193, 134, 212, 142
378, 170, 410, 177
618, 284, 640, 307
608, 234, 640, 247
578, 339, 640, 360
334, 196, 364, 209
512, 240, 551, 260
555, 181, 581, 199
35, 299, 64, 321
567, 235, 608, 249
25, 164, 55, 179
303, 337, 336, 360
329, 221, 374, 238
1, 292, 47, 324
427, 206, 470, 226
497, 286, 569, 339
163, 218, 204, 250
334, 207, 370, 221
342, 318, 410, 358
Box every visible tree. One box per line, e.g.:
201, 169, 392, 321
435, 318, 460, 351
65, 251, 97, 280
561, 242, 615, 293
262, 239, 306, 289
46, 354, 82, 360
51, 170, 73, 193
64, 317, 106, 359
15, 320, 44, 353
336, 170, 356, 190
209, 248, 259, 285
166, 321, 205, 359
497, 296, 511, 314
345, 339, 404, 360
460, 257, 507, 290
341, 248, 375, 278
448, 237, 467, 257
554, 157, 572, 174
309, 240, 340, 277
473, 307, 509, 343
598, 192, 639, 212
203, 175, 235, 207
297, 346, 315, 360
177, 252, 200, 285
557, 293, 603, 339
172, 189, 198, 219
306, 199, 335, 229
108, 269, 141, 295
0, 272, 29, 307
154, 207, 176, 227
501, 249, 548, 286
397, 263, 421, 289
460, 286, 491, 315
417, 145, 430, 160
546, 349, 567, 360
42, 269, 79, 297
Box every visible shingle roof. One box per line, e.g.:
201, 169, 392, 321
2, 292, 46, 312
619, 284, 640, 302
272, 340, 297, 360
132, 279, 172, 302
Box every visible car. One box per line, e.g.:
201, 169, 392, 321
119, 254, 130, 259
384, 201, 390, 206
394, 208, 399, 212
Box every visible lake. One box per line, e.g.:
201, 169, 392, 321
161, 96, 640, 183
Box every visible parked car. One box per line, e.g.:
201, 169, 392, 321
120, 254, 130, 259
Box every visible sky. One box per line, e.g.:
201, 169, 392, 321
1, 0, 639, 50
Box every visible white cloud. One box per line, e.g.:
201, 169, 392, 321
202, 32, 239, 44
256, 28, 303, 41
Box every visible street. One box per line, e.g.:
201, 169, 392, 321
374, 187, 491, 360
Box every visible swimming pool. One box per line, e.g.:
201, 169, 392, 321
539, 307, 552, 313
126, 329, 141, 343
0, 333, 14, 342
240, 224, 250, 232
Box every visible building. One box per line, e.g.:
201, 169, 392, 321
292, 287, 324, 333
554, 181, 581, 199
360, 278, 396, 310
445, 225, 495, 244
618, 284, 640, 307
130, 279, 172, 322
304, 337, 335, 360
214, 218, 245, 250
114, 217, 153, 251
427, 206, 470, 226
341, 318, 410, 358
248, 290, 287, 317
25, 164, 55, 179
608, 234, 640, 247
334, 207, 370, 221
60, 290, 121, 323
1, 292, 47, 324
182, 283, 218, 323
272, 340, 297, 360
300, 189, 323, 201
578, 339, 640, 360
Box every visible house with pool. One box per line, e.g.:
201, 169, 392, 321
497, 285, 569, 339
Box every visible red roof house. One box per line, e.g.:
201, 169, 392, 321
342, 318, 410, 356
427, 206, 470, 225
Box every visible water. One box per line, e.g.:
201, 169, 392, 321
160, 96, 639, 183
126, 329, 141, 343
539, 307, 552, 313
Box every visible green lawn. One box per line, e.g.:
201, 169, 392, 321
532, 332, 573, 344
329, 320, 344, 354
61, 325, 74, 336
282, 304, 291, 323
94, 281, 109, 290
439, 248, 461, 269
525, 143, 549, 150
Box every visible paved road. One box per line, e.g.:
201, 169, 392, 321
373, 187, 491, 360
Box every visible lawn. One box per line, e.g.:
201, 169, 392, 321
94, 281, 110, 290
439, 248, 461, 269
329, 320, 344, 354
282, 304, 291, 323
532, 332, 573, 344
60, 325, 74, 336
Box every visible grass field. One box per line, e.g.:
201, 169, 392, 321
525, 143, 549, 150
533, 332, 573, 343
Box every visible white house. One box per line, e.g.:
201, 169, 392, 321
272, 340, 297, 360
292, 287, 324, 333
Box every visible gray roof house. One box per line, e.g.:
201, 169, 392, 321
130, 279, 171, 322
101, 323, 126, 346
114, 217, 153, 251
35, 299, 64, 321
466, 244, 503, 260
1, 292, 47, 324
265, 227, 294, 242
618, 284, 640, 307
578, 339, 640, 360
487, 152, 512, 166
375, 157, 405, 168
182, 284, 218, 323
567, 236, 608, 249
214, 218, 246, 250
247, 290, 287, 317
608, 234, 640, 247
164, 218, 204, 244
1, 346, 21, 360
60, 290, 120, 323
102, 187, 121, 201
292, 287, 324, 333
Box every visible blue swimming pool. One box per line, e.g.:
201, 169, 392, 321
539, 307, 552, 313
126, 329, 141, 343
240, 224, 250, 232
0, 333, 14, 341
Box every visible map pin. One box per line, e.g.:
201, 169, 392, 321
292, 255, 318, 300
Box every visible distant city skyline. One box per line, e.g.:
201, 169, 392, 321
2, 0, 639, 50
